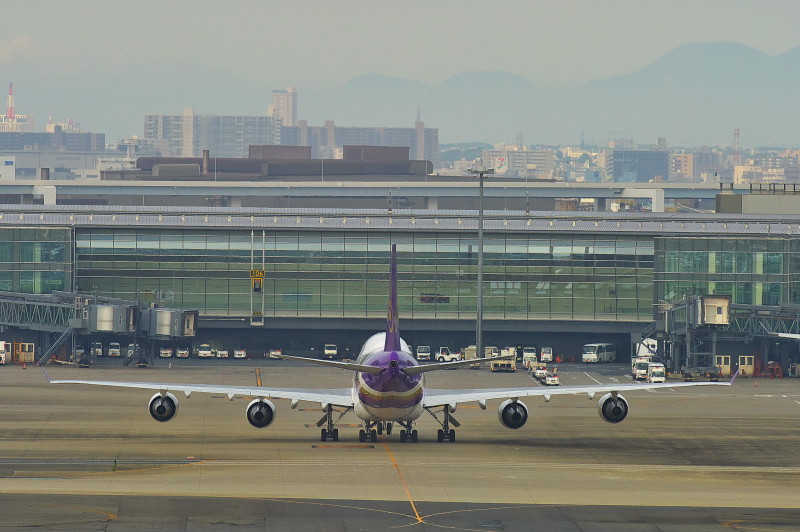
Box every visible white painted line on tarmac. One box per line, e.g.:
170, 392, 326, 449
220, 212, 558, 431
583, 372, 602, 385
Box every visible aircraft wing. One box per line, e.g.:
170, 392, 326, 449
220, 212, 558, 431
48, 378, 354, 408
422, 379, 733, 408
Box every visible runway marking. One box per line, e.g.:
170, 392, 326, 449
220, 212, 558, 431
381, 442, 423, 525
255, 367, 262, 387
583, 372, 602, 385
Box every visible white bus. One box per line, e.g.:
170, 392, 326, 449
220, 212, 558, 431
582, 343, 616, 363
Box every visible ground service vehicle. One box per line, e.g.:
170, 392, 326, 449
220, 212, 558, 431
217, 349, 229, 358
582, 343, 616, 363
534, 366, 549, 380
436, 347, 460, 362
484, 346, 499, 358
323, 344, 338, 360
176, 348, 189, 358
463, 345, 479, 369
544, 372, 560, 386
108, 342, 121, 357
269, 348, 283, 359
632, 356, 653, 380
127, 344, 139, 357
197, 344, 214, 358
491, 347, 517, 372
159, 347, 173, 358
91, 342, 103, 358
647, 363, 666, 383
416, 345, 431, 361
522, 351, 538, 370
539, 347, 553, 363
233, 349, 247, 359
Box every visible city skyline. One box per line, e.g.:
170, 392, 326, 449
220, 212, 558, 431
5, 1, 800, 144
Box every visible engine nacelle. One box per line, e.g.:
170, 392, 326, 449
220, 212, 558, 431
246, 398, 276, 429
498, 399, 528, 429
597, 393, 628, 423
149, 392, 179, 422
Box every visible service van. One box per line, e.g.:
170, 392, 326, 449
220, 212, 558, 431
323, 344, 338, 360
108, 342, 121, 357
632, 356, 653, 380
646, 362, 666, 383
159, 347, 173, 358
176, 348, 189, 358
416, 345, 431, 361
539, 346, 553, 363
197, 343, 214, 358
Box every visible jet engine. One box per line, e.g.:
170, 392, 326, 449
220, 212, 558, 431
246, 398, 276, 429
597, 393, 628, 423
498, 399, 528, 429
149, 392, 179, 422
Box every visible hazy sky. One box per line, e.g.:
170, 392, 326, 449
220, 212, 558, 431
5, 0, 800, 140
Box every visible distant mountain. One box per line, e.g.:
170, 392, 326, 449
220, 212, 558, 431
303, 42, 800, 147
7, 41, 800, 147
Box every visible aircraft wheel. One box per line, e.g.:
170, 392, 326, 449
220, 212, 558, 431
377, 423, 383, 435
411, 430, 418, 443
386, 423, 393, 435
437, 429, 444, 442
370, 429, 378, 442
358, 429, 366, 442
399, 429, 406, 442
320, 429, 327, 442
332, 429, 339, 442
449, 429, 456, 442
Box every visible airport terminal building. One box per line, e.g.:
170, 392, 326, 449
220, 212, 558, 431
2, 204, 799, 358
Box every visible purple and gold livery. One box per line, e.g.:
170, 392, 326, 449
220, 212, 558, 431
352, 244, 424, 422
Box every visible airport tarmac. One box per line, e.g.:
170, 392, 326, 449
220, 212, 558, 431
0, 359, 799, 531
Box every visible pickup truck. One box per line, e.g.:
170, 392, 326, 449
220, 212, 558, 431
436, 347, 461, 362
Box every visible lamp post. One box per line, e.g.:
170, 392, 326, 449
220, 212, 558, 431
468, 168, 494, 358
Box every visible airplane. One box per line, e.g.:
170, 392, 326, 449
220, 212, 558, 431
45, 244, 737, 444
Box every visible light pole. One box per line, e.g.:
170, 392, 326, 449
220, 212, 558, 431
468, 168, 494, 358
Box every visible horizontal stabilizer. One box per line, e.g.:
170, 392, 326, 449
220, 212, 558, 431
403, 354, 515, 375
278, 354, 385, 374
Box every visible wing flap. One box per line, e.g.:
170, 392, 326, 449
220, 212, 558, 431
49, 379, 354, 407
422, 380, 732, 408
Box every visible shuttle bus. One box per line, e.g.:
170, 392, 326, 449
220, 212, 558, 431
582, 343, 616, 363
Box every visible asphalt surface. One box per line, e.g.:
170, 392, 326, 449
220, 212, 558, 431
0, 359, 798, 531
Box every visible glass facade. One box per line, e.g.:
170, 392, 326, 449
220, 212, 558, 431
0, 227, 72, 294
75, 228, 654, 322
655, 237, 799, 306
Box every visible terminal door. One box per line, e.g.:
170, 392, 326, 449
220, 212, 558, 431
738, 355, 755, 377
714, 355, 731, 377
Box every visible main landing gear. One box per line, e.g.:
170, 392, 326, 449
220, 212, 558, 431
358, 421, 393, 442
426, 406, 459, 443
317, 405, 350, 442
397, 421, 418, 443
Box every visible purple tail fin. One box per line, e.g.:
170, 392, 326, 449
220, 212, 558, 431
384, 244, 401, 352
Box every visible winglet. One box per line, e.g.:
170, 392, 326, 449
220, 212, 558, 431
384, 243, 401, 352
729, 367, 740, 384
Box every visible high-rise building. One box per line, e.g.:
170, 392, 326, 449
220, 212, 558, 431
606, 149, 670, 183
144, 109, 276, 157
269, 88, 298, 127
